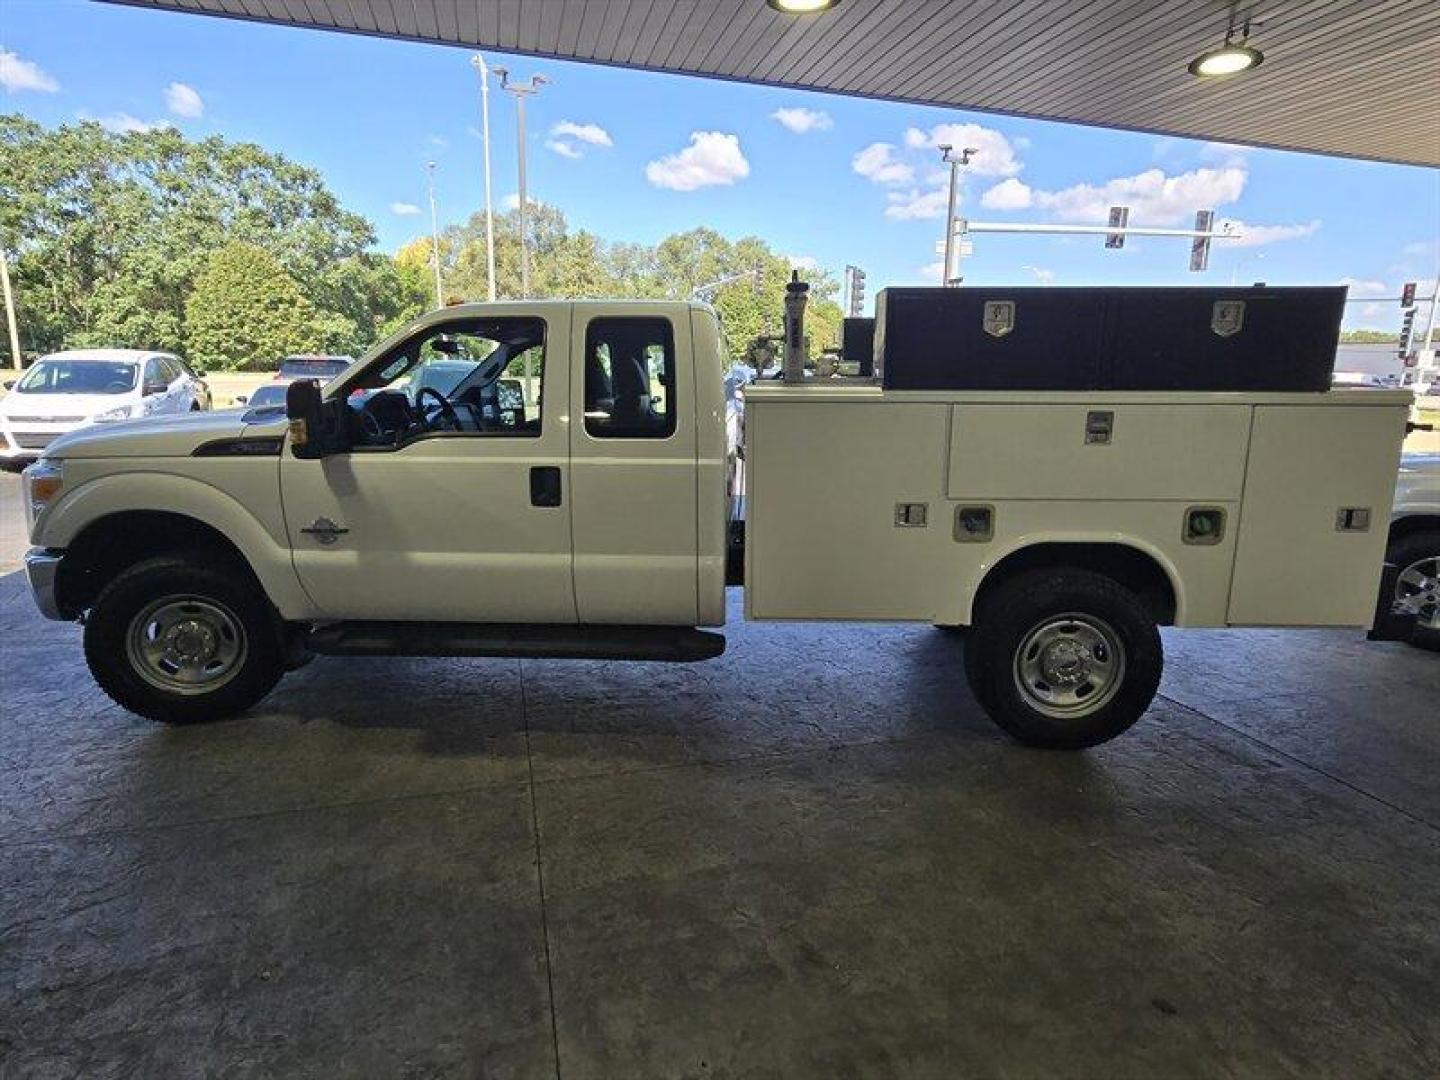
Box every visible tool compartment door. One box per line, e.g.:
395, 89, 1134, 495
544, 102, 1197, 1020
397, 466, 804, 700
1228, 405, 1405, 626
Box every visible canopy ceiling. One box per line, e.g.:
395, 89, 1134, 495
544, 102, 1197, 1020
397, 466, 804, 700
109, 0, 1439, 167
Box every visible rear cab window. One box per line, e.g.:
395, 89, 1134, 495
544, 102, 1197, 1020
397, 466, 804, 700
584, 317, 677, 439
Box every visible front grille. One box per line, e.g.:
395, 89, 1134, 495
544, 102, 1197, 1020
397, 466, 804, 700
12, 432, 59, 450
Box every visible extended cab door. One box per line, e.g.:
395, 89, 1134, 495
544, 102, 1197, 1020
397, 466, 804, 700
568, 307, 698, 624
280, 309, 577, 623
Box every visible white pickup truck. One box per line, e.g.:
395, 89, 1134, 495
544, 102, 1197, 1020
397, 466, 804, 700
21, 291, 1414, 749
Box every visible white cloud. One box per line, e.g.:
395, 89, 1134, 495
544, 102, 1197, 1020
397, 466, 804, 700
502, 193, 548, 211
0, 49, 58, 93
1217, 217, 1322, 248
546, 139, 583, 160
83, 111, 161, 134
1337, 278, 1387, 298
163, 81, 204, 119
981, 177, 1033, 211
785, 254, 819, 271
884, 187, 950, 221
771, 107, 832, 134
550, 120, 612, 147
390, 202, 422, 216
902, 123, 1023, 177
1200, 141, 1248, 164
1032, 166, 1247, 226
645, 131, 750, 191
852, 142, 914, 185
917, 261, 946, 282
1025, 266, 1057, 284
428, 134, 449, 149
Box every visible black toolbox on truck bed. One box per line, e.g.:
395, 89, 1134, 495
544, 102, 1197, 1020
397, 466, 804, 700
873, 286, 1345, 392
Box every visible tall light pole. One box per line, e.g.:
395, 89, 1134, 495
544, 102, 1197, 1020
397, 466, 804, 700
469, 54, 497, 302
0, 247, 21, 372
492, 66, 548, 299
425, 161, 443, 308
939, 145, 977, 286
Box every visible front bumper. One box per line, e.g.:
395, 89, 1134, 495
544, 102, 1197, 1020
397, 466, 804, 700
24, 547, 66, 621
1, 419, 81, 459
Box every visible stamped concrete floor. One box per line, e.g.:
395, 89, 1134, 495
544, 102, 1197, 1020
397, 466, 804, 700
2, 570, 1438, 1079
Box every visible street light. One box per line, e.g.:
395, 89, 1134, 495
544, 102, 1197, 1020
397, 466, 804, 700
425, 161, 443, 309
939, 145, 977, 287
469, 54, 497, 303
492, 66, 549, 299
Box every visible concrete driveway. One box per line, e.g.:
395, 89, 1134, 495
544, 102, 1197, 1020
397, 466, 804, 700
1, 474, 1438, 1077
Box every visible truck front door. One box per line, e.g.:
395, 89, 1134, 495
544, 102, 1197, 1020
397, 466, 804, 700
280, 311, 577, 623
569, 309, 698, 624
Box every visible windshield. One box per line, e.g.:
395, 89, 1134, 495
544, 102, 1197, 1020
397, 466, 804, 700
16, 359, 138, 395
246, 383, 290, 408
278, 356, 350, 380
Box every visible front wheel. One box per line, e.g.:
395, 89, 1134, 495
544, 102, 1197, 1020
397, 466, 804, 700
965, 569, 1163, 749
84, 555, 285, 723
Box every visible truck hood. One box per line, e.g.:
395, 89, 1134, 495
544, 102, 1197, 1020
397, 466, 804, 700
1395, 453, 1439, 515
42, 408, 283, 459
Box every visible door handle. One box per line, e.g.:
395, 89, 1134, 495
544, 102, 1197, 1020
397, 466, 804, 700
530, 466, 562, 507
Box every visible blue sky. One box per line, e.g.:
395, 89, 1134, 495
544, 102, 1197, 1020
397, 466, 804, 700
3, 0, 1437, 330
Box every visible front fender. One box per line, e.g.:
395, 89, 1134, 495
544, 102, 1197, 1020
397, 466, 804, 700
36, 463, 315, 620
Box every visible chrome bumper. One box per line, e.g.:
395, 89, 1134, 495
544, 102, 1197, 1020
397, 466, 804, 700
24, 547, 66, 621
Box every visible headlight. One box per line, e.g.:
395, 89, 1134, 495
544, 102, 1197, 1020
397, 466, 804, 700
22, 458, 63, 534
94, 404, 135, 422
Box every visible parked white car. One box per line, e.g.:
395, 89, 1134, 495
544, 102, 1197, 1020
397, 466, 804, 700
1388, 452, 1439, 650
1, 349, 210, 464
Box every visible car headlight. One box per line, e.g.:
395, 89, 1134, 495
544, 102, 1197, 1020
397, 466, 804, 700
94, 403, 136, 422
22, 458, 63, 534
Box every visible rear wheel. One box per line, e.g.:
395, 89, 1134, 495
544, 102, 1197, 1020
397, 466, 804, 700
965, 568, 1162, 749
84, 555, 285, 723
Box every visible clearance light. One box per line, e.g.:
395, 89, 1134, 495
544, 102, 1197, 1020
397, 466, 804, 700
1189, 13, 1264, 78
767, 0, 838, 13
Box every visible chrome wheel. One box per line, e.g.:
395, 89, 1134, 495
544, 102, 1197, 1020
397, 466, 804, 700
125, 595, 249, 695
1396, 555, 1440, 630
1013, 613, 1126, 719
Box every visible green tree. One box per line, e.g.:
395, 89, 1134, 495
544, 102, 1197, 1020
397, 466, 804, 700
184, 243, 324, 371
0, 115, 406, 359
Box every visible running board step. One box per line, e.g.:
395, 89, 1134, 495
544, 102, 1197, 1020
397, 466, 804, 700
306, 622, 727, 662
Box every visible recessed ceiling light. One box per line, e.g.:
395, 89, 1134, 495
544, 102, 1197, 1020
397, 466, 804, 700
1188, 13, 1264, 78
767, 0, 838, 13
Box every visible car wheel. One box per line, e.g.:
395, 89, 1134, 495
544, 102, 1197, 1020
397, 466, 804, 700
1389, 530, 1440, 652
965, 568, 1162, 749
84, 555, 285, 723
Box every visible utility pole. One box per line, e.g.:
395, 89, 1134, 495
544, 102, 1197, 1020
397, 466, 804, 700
492, 66, 548, 299
1422, 273, 1440, 360
0, 246, 21, 372
469, 54, 497, 302
425, 161, 443, 308
939, 145, 977, 286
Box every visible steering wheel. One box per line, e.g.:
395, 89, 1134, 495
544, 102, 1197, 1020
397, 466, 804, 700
414, 387, 461, 432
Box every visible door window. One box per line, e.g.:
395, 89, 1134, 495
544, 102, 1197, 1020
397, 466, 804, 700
143, 357, 169, 390
351, 317, 546, 445
584, 318, 676, 439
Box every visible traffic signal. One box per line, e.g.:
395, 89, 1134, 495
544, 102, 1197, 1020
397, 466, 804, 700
1399, 307, 1417, 359
1401, 281, 1416, 307
849, 267, 866, 316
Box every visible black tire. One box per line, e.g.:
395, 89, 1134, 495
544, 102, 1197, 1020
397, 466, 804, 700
965, 568, 1163, 749
1388, 530, 1440, 652
84, 555, 285, 723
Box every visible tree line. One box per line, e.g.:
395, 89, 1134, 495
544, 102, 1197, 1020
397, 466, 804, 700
1, 115, 842, 372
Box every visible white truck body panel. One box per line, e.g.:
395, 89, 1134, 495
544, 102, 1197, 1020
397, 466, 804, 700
743, 386, 1409, 629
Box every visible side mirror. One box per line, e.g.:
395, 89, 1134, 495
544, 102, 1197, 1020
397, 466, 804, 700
194, 369, 208, 378
234, 395, 248, 405
143, 380, 168, 397
2, 380, 14, 390
286, 378, 349, 459
286, 379, 324, 459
